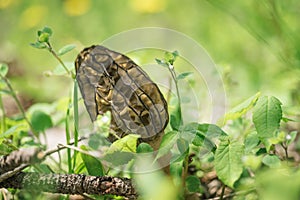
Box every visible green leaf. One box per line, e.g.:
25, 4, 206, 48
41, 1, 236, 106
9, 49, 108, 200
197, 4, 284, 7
164, 50, 179, 65
103, 151, 134, 166
286, 131, 297, 145
156, 131, 178, 160
38, 32, 50, 43
30, 110, 53, 132
57, 44, 76, 56
262, 154, 281, 168
186, 175, 200, 193
215, 137, 244, 188
177, 138, 189, 154
244, 132, 260, 153
224, 92, 261, 122
253, 96, 282, 151
0, 63, 8, 77
176, 72, 193, 80
170, 103, 182, 131
0, 124, 25, 139
106, 134, 140, 153
42, 26, 53, 36
80, 147, 104, 176
30, 42, 47, 49
137, 143, 154, 153
155, 58, 168, 68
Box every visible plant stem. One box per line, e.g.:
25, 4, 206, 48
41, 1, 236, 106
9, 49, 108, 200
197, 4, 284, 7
0, 93, 6, 133
0, 74, 36, 137
46, 42, 75, 79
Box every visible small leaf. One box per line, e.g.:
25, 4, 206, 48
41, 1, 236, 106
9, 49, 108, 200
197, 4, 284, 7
286, 131, 297, 145
137, 143, 154, 153
186, 175, 200, 193
30, 42, 47, 49
215, 137, 244, 188
57, 44, 76, 56
176, 72, 193, 80
170, 103, 182, 131
38, 32, 50, 43
164, 50, 179, 65
0, 63, 9, 77
80, 146, 104, 176
262, 154, 281, 168
155, 58, 168, 67
42, 26, 53, 36
253, 96, 282, 151
31, 110, 53, 132
224, 92, 261, 122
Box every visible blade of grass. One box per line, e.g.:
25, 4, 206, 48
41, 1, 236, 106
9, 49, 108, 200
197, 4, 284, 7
72, 81, 79, 170
65, 98, 73, 173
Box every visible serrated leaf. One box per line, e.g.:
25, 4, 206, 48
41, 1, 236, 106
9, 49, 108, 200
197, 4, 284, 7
176, 72, 193, 80
31, 110, 53, 132
253, 96, 282, 151
215, 137, 244, 188
262, 154, 281, 168
30, 42, 47, 49
186, 175, 200, 193
0, 63, 8, 77
224, 92, 261, 122
80, 147, 104, 176
106, 134, 140, 153
57, 44, 76, 56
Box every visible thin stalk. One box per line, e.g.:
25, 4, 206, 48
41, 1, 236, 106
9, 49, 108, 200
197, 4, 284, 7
0, 74, 37, 137
220, 184, 226, 200
46, 42, 75, 79
0, 93, 6, 133
72, 81, 79, 170
168, 64, 182, 120
65, 98, 73, 173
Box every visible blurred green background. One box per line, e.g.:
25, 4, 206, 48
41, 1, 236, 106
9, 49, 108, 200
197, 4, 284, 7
0, 0, 299, 110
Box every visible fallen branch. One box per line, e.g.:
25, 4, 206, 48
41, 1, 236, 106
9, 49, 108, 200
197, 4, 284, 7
0, 172, 137, 199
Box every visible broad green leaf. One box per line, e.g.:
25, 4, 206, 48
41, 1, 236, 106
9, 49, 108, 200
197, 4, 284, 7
137, 143, 153, 153
262, 154, 281, 168
177, 138, 189, 154
57, 44, 76, 56
156, 131, 178, 160
176, 72, 193, 80
0, 63, 8, 77
186, 175, 200, 193
253, 96, 282, 151
106, 134, 140, 153
31, 110, 53, 132
224, 92, 261, 122
80, 146, 104, 176
215, 137, 244, 188
103, 151, 134, 166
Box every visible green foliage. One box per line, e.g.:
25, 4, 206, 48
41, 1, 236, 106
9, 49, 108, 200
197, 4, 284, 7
0, 25, 299, 200
215, 136, 244, 188
253, 96, 282, 151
